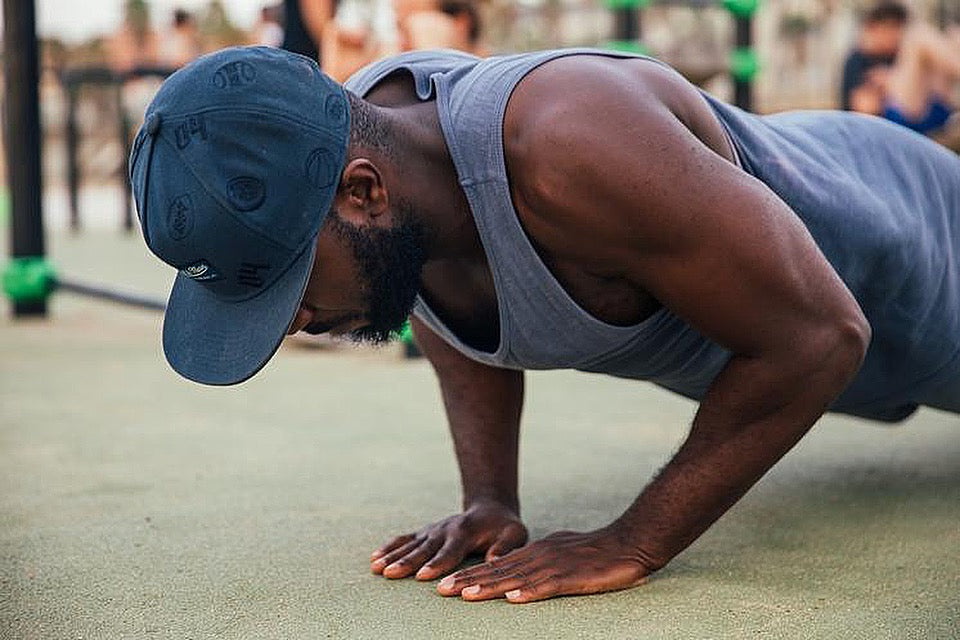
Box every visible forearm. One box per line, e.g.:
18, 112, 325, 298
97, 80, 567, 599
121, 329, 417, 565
443, 365, 523, 512
412, 317, 524, 513
615, 328, 867, 569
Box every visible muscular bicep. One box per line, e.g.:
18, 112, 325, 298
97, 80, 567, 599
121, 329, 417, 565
509, 60, 867, 362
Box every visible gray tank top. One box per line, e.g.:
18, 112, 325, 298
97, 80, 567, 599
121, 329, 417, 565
346, 49, 960, 422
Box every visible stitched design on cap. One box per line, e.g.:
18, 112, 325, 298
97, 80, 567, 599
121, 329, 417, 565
175, 115, 208, 150
181, 260, 221, 281
237, 262, 271, 288
213, 61, 256, 89
226, 176, 266, 211
305, 147, 338, 188
167, 194, 194, 240
325, 94, 347, 125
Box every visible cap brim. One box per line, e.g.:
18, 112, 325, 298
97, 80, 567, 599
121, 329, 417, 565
162, 239, 316, 385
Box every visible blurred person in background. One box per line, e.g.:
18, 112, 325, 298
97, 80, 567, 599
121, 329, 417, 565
253, 4, 285, 48
200, 0, 246, 51
404, 0, 488, 56
324, 0, 380, 81
393, 0, 486, 55
391, 0, 436, 52
842, 1, 960, 136
281, 0, 332, 60
281, 0, 376, 81
107, 0, 157, 72
157, 9, 202, 68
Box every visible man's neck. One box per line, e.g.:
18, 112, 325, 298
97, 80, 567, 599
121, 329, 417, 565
380, 101, 481, 263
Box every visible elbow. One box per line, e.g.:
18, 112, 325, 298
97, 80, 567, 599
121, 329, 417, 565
814, 309, 872, 386
840, 309, 871, 370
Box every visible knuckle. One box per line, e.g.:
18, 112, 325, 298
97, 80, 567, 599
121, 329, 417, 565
449, 518, 470, 535
536, 575, 561, 592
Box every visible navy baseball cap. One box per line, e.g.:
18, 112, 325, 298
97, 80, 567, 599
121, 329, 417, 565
129, 46, 350, 385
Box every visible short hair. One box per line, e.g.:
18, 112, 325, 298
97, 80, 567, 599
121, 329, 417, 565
173, 9, 192, 27
346, 91, 395, 160
864, 2, 909, 25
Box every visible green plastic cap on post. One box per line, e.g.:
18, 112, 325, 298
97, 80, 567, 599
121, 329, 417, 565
603, 0, 651, 9
2, 257, 56, 303
729, 47, 760, 82
605, 40, 650, 56
721, 0, 760, 18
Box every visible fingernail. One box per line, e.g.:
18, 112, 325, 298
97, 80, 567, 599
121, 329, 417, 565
415, 566, 430, 579
438, 576, 455, 589
462, 585, 481, 596
505, 589, 521, 600
371, 550, 383, 560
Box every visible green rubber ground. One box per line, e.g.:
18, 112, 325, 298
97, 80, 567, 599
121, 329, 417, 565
2, 229, 959, 639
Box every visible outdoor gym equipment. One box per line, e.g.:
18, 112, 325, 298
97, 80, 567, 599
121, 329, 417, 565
606, 0, 760, 111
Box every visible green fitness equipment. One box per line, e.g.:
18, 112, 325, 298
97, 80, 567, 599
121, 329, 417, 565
2, 256, 54, 303
721, 0, 760, 19
397, 320, 422, 358
2, 256, 167, 311
605, 0, 650, 57
729, 46, 760, 83
604, 0, 761, 111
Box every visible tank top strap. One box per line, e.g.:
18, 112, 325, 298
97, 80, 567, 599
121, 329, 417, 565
343, 49, 480, 99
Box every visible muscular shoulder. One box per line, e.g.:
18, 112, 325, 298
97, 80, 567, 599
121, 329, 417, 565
502, 55, 733, 267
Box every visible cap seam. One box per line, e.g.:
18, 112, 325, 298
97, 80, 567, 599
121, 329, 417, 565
153, 132, 318, 301
148, 103, 348, 140
154, 131, 311, 256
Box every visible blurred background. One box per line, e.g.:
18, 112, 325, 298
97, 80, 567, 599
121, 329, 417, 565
0, 0, 958, 319
2, 7, 959, 637
1, 0, 959, 239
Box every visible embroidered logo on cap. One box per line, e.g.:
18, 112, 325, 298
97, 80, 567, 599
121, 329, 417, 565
213, 60, 256, 89
237, 262, 271, 288
226, 176, 266, 211
181, 260, 221, 281
175, 115, 208, 150
167, 194, 194, 240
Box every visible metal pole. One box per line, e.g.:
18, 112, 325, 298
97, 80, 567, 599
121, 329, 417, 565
55, 278, 166, 312
116, 81, 133, 232
733, 16, 753, 112
65, 81, 81, 232
4, 0, 47, 317
614, 6, 640, 44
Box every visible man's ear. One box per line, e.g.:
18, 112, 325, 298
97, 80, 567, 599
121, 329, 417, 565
336, 158, 389, 226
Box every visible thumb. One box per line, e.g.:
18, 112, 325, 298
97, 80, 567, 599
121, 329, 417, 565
485, 523, 528, 561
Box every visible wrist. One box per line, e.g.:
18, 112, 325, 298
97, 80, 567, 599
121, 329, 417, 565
600, 518, 669, 573
463, 493, 520, 516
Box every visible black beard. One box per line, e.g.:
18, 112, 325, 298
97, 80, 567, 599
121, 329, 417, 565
327, 205, 427, 344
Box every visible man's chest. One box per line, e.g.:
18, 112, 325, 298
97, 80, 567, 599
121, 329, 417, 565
419, 230, 661, 354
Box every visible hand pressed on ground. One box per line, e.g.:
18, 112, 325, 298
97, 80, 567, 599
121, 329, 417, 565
370, 500, 528, 581
435, 527, 650, 604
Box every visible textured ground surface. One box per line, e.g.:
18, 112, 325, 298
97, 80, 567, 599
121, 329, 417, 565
2, 229, 959, 639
